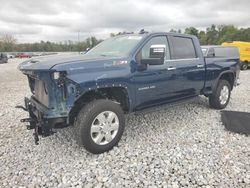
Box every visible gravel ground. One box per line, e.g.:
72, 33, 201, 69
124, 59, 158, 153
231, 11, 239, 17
0, 59, 250, 188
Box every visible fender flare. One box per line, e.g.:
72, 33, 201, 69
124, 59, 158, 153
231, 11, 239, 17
212, 70, 235, 93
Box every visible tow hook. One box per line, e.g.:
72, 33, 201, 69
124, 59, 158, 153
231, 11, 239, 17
34, 126, 39, 145
16, 99, 41, 145
15, 105, 27, 111
20, 118, 36, 130
20, 118, 34, 123
20, 118, 39, 144
16, 101, 54, 145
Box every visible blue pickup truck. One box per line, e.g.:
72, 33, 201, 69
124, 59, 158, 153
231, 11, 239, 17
18, 32, 240, 153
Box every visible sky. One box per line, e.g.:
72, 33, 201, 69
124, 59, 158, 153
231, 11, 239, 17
0, 0, 249, 43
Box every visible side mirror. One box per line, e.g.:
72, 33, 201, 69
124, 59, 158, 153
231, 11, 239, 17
141, 45, 165, 65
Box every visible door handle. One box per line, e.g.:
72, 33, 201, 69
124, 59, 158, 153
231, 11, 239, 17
167, 67, 176, 71
197, 64, 204, 68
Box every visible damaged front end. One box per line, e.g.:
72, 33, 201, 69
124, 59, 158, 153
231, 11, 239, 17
16, 97, 61, 144
16, 69, 78, 144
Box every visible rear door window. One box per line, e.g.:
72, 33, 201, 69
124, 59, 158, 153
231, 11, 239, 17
171, 37, 197, 59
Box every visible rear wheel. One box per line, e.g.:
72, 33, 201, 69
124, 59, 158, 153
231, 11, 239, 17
209, 80, 231, 109
74, 99, 125, 154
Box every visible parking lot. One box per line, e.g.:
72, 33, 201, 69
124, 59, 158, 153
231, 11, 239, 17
0, 59, 250, 187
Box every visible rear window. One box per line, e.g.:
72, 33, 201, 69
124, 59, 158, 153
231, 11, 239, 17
171, 37, 197, 59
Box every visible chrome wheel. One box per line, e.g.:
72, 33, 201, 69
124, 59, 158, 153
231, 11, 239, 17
90, 111, 119, 145
219, 86, 229, 105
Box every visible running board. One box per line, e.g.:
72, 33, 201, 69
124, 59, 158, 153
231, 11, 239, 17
134, 96, 199, 115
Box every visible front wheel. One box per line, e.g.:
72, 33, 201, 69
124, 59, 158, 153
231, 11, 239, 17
209, 80, 231, 109
74, 99, 125, 154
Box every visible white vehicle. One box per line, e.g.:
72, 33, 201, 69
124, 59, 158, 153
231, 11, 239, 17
7, 54, 15, 58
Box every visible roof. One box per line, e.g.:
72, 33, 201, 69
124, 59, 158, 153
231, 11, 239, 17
117, 31, 198, 39
201, 45, 237, 49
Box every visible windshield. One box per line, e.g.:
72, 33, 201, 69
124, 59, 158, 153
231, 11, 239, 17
84, 35, 143, 57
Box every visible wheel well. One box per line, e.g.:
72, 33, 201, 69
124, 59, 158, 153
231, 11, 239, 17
219, 73, 235, 90
69, 87, 129, 124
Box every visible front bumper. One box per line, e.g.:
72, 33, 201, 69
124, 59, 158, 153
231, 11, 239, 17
18, 97, 67, 144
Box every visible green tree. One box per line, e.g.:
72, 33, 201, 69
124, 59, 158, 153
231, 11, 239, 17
90, 36, 98, 48
234, 28, 250, 41
1, 25, 250, 52
185, 27, 199, 37
169, 29, 177, 33
217, 25, 238, 44
0, 34, 17, 51
206, 24, 219, 45
198, 31, 207, 45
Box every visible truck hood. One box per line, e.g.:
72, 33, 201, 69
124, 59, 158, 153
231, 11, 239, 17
18, 54, 125, 71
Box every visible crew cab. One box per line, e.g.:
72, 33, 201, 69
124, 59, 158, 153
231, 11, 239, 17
18, 32, 240, 154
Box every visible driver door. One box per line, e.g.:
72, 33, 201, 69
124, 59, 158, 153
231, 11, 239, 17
132, 36, 177, 110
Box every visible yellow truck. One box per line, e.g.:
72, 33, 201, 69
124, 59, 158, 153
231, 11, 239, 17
222, 41, 250, 70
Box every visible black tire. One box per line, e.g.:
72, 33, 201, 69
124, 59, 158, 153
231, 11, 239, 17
241, 62, 248, 70
74, 99, 125, 154
209, 80, 231, 109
